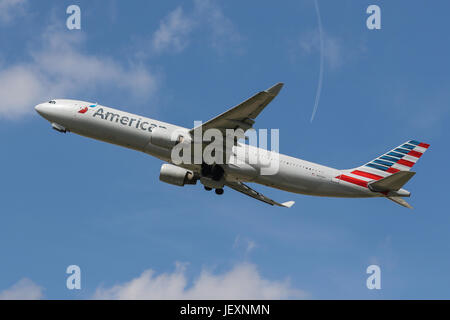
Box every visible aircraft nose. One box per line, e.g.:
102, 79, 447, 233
34, 101, 68, 123
35, 103, 54, 118
35, 103, 45, 116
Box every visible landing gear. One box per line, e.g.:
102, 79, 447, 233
201, 163, 225, 195
201, 163, 212, 177
211, 165, 224, 181
201, 163, 224, 181
204, 186, 223, 194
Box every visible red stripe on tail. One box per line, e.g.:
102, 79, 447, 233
337, 175, 368, 188
351, 170, 384, 180
386, 167, 400, 173
408, 150, 422, 158
397, 159, 414, 167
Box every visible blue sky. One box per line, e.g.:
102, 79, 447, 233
0, 0, 449, 299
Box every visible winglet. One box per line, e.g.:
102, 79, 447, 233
280, 201, 295, 208
266, 83, 284, 97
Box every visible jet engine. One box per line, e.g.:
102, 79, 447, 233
159, 164, 197, 186
151, 128, 190, 149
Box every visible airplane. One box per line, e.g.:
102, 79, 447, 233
34, 83, 429, 208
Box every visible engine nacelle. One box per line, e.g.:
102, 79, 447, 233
159, 164, 197, 187
151, 128, 191, 149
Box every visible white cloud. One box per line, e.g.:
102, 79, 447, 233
150, 0, 242, 55
0, 66, 46, 117
0, 1, 237, 119
0, 27, 158, 119
299, 30, 343, 69
0, 278, 44, 300
0, 0, 26, 24
94, 262, 307, 300
193, 0, 242, 53
152, 7, 194, 54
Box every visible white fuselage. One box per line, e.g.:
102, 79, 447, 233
35, 99, 383, 199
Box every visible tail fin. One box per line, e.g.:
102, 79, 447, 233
361, 140, 430, 174
338, 140, 430, 208
343, 140, 430, 182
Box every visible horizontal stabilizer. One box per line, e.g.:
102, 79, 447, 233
281, 201, 295, 208
387, 196, 413, 209
368, 171, 415, 192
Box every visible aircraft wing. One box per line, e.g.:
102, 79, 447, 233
189, 83, 284, 135
226, 181, 295, 208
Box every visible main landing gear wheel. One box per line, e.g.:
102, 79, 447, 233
204, 186, 212, 191
215, 188, 224, 195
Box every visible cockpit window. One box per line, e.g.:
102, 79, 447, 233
49, 100, 56, 104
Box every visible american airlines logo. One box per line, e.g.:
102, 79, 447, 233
78, 104, 97, 114
91, 107, 160, 132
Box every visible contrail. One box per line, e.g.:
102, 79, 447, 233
310, 0, 324, 122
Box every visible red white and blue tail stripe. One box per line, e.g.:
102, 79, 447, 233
363, 140, 429, 174
336, 140, 430, 189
